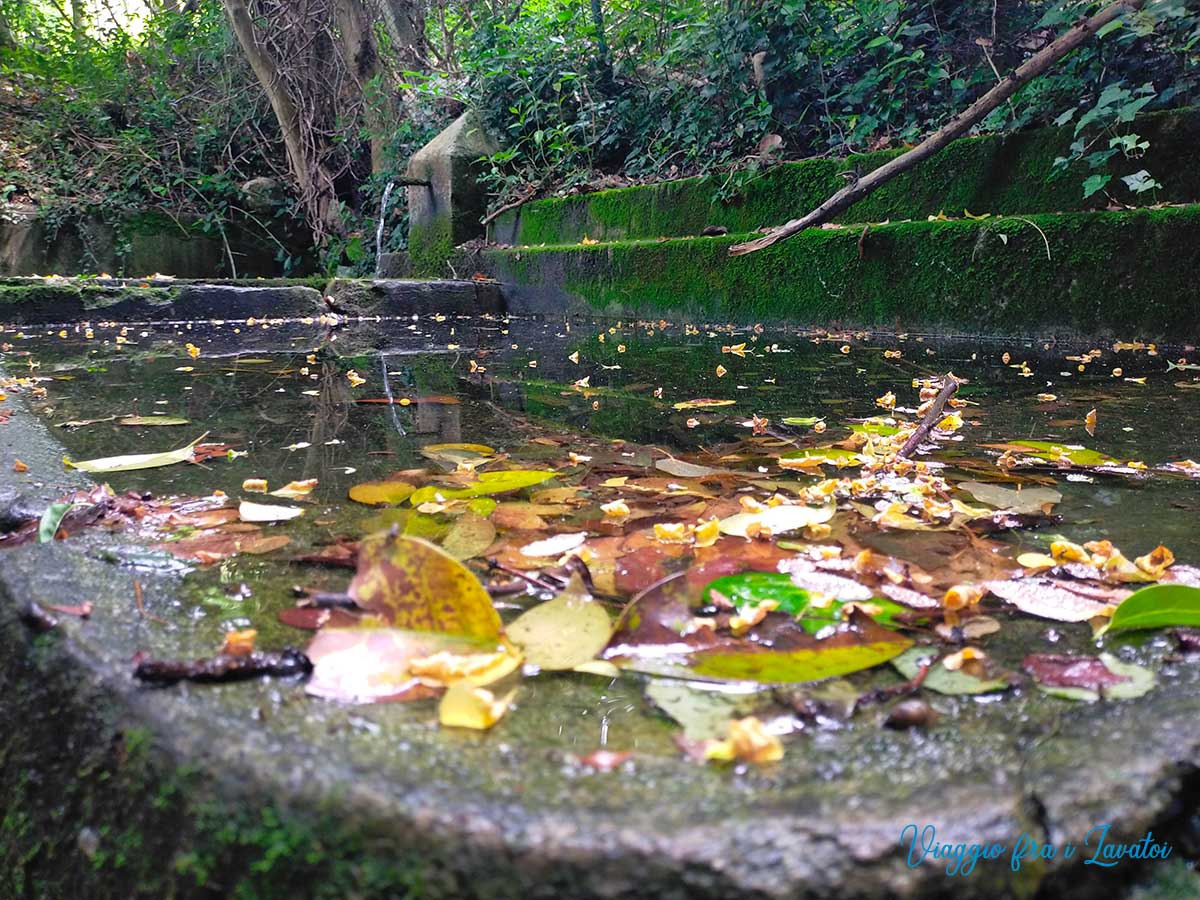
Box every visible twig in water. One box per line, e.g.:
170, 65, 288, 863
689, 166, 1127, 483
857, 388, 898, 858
897, 374, 963, 459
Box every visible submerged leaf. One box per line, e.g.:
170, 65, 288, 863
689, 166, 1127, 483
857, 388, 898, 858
507, 574, 612, 670
957, 482, 1062, 514
644, 679, 764, 739
349, 533, 502, 639
892, 647, 1010, 695
440, 512, 497, 561
1024, 652, 1155, 702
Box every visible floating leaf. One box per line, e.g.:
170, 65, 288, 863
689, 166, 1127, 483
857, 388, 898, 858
507, 574, 612, 670
270, 479, 318, 500
848, 420, 901, 436
66, 433, 208, 473
439, 683, 516, 729
38, 502, 74, 543
985, 578, 1114, 622
159, 532, 292, 563
781, 416, 823, 426
305, 627, 466, 703
520, 532, 587, 559
349, 533, 502, 639
441, 512, 497, 561
408, 470, 555, 505
673, 399, 736, 410
688, 623, 911, 683
348, 480, 415, 506
239, 501, 304, 523
1000, 441, 1119, 467
892, 647, 1009, 695
777, 447, 864, 468
119, 416, 190, 427
718, 504, 834, 537
704, 572, 907, 633
1104, 583, 1200, 633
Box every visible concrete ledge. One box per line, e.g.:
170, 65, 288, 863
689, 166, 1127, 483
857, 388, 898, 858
490, 108, 1200, 247
471, 206, 1200, 339
326, 278, 503, 317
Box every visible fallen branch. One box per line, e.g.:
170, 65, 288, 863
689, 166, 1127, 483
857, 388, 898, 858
897, 374, 963, 459
729, 0, 1145, 256
134, 648, 313, 685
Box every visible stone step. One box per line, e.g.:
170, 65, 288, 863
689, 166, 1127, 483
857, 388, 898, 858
468, 205, 1200, 339
488, 108, 1200, 248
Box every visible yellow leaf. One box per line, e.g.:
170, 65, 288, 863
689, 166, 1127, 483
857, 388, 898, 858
439, 684, 516, 729
350, 533, 502, 639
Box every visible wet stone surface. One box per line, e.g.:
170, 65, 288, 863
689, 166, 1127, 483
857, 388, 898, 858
0, 311, 1198, 898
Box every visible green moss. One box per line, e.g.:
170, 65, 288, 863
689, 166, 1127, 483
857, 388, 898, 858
484, 205, 1200, 337
408, 216, 456, 277
495, 108, 1200, 246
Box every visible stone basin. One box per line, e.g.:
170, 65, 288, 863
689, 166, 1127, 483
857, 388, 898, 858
1, 297, 1198, 900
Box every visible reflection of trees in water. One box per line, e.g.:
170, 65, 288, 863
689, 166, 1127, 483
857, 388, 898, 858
301, 361, 351, 478
296, 356, 465, 478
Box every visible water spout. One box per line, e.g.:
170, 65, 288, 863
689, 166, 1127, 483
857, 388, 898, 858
375, 181, 396, 275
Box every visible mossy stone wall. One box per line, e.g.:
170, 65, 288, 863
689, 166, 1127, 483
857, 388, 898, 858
490, 108, 1200, 247
476, 206, 1200, 338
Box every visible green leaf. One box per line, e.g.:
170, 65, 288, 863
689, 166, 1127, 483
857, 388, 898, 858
38, 503, 74, 543
891, 647, 1009, 695
408, 470, 555, 505
704, 572, 908, 633
1105, 584, 1200, 633
1082, 173, 1112, 198
506, 574, 612, 670
688, 634, 911, 684
781, 416, 823, 426
66, 433, 208, 473
1009, 440, 1118, 466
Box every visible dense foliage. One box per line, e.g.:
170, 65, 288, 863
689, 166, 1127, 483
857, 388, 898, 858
2, 0, 1198, 271
455, 0, 1200, 205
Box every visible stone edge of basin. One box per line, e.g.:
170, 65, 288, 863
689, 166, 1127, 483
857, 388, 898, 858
0, 378, 1197, 899
0, 277, 504, 325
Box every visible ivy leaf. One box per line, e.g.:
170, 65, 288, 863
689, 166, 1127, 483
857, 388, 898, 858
1082, 173, 1112, 198
1121, 169, 1162, 194
1105, 584, 1200, 633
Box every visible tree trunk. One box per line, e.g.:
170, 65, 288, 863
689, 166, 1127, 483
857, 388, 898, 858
220, 0, 341, 237
729, 0, 1147, 257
